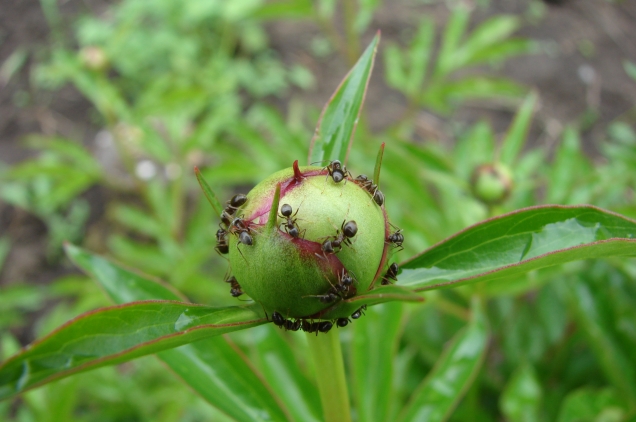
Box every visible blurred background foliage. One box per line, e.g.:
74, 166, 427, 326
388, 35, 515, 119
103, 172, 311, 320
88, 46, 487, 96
1, 0, 636, 420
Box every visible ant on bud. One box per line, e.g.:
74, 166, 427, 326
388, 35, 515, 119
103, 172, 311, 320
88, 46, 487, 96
321, 159, 351, 184
224, 275, 243, 297
387, 223, 404, 252
320, 220, 358, 255
381, 263, 399, 285
354, 174, 385, 206
279, 203, 305, 238
215, 228, 229, 255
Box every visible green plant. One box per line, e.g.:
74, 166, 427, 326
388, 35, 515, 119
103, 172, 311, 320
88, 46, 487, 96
2, 35, 636, 422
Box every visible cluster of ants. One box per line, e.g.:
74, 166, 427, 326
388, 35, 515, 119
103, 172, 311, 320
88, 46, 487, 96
270, 305, 367, 335
213, 159, 406, 326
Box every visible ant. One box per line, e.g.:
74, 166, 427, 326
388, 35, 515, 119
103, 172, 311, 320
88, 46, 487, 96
381, 263, 399, 285
224, 275, 243, 297
284, 319, 302, 331
278, 203, 304, 238
323, 160, 351, 184
271, 311, 286, 329
330, 268, 356, 298
354, 174, 385, 206
302, 320, 333, 335
336, 317, 350, 328
351, 305, 367, 320
387, 224, 404, 252
215, 228, 229, 255
220, 193, 247, 228
320, 220, 358, 255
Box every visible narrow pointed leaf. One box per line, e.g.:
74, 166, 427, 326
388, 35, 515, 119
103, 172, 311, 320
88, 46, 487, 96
399, 205, 636, 292
498, 92, 537, 166
398, 298, 488, 422
308, 33, 379, 165
195, 166, 223, 215
65, 244, 293, 422
0, 301, 265, 401
373, 142, 385, 186
352, 302, 404, 422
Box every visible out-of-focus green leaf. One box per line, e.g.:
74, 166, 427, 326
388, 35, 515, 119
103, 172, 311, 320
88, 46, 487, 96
352, 302, 403, 422
500, 363, 543, 422
398, 298, 488, 422
499, 92, 537, 166
457, 16, 520, 68
547, 126, 591, 204
623, 60, 636, 81
252, 326, 322, 422
422, 77, 526, 114
308, 33, 379, 165
567, 277, 636, 406
399, 205, 636, 291
0, 237, 10, 274
1, 48, 28, 85
557, 388, 626, 422
66, 244, 293, 422
0, 301, 265, 401
434, 6, 470, 78
253, 0, 313, 19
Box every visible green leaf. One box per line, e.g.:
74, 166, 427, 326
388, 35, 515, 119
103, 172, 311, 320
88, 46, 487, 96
566, 277, 636, 406
0, 301, 265, 401
404, 18, 435, 96
434, 6, 470, 78
398, 298, 488, 422
373, 142, 385, 186
320, 284, 423, 320
399, 205, 636, 292
308, 33, 379, 165
352, 302, 404, 422
499, 92, 538, 166
65, 244, 293, 421
252, 326, 322, 422
623, 60, 636, 81
557, 388, 627, 422
500, 363, 543, 422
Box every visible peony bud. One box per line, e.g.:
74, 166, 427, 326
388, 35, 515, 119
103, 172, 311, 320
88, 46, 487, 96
224, 161, 392, 320
470, 163, 513, 205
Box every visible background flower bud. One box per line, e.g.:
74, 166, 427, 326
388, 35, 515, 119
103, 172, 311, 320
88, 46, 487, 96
470, 163, 513, 205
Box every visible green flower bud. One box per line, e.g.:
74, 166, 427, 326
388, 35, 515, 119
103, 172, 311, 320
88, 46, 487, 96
226, 162, 390, 319
470, 163, 513, 205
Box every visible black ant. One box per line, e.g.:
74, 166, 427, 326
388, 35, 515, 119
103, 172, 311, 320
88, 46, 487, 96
330, 269, 356, 298
336, 317, 350, 327
284, 319, 302, 331
351, 305, 367, 319
323, 160, 351, 184
224, 275, 243, 297
226, 194, 247, 213
302, 320, 334, 335
354, 174, 385, 206
381, 263, 399, 285
279, 203, 304, 238
387, 224, 404, 252
320, 220, 358, 255
215, 228, 229, 255
220, 194, 247, 228
271, 311, 286, 329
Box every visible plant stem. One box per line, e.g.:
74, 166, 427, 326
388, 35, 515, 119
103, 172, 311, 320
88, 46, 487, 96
306, 329, 352, 422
